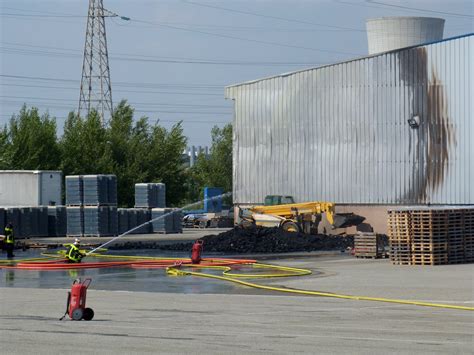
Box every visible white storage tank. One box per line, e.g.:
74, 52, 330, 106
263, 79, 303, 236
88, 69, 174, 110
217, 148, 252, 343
0, 170, 62, 206
366, 17, 444, 54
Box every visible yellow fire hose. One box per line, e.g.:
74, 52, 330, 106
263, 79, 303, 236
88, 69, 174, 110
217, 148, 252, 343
167, 265, 474, 312
3, 249, 472, 311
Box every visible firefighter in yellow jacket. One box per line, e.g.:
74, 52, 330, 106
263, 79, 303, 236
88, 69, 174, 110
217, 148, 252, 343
4, 223, 15, 258
65, 238, 85, 263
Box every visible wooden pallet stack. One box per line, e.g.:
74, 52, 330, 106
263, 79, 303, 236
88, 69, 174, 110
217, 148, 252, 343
354, 232, 384, 258
387, 210, 412, 265
388, 207, 474, 265
447, 209, 465, 264
464, 209, 474, 263
410, 210, 448, 265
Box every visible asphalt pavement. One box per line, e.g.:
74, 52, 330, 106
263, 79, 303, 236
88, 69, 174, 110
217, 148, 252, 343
1, 254, 472, 354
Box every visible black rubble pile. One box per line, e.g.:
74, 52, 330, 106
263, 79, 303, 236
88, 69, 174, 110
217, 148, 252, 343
110, 226, 354, 253
197, 226, 354, 253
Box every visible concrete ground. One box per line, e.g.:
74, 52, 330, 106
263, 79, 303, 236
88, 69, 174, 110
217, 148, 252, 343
1, 254, 473, 354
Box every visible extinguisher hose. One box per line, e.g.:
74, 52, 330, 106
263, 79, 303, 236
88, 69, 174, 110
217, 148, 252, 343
59, 291, 71, 321
166, 265, 474, 312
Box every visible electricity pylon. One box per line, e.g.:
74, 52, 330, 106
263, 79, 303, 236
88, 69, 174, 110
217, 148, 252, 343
78, 0, 129, 125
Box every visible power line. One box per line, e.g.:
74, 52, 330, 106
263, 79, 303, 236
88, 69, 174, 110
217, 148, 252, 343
132, 18, 361, 56
0, 5, 361, 31
0, 11, 361, 56
0, 74, 226, 89
1, 83, 222, 97
366, 0, 474, 19
1, 6, 83, 16
0, 12, 86, 18
181, 0, 365, 32
0, 95, 231, 109
0, 42, 326, 67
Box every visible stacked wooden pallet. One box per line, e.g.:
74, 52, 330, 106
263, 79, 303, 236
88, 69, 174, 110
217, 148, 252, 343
463, 209, 474, 263
388, 207, 474, 265
410, 210, 448, 265
354, 232, 383, 259
447, 209, 465, 264
387, 210, 412, 265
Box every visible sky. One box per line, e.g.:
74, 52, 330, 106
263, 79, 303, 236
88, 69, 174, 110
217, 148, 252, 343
0, 0, 472, 146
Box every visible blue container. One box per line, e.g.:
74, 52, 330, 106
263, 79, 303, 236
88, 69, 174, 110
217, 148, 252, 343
204, 187, 223, 213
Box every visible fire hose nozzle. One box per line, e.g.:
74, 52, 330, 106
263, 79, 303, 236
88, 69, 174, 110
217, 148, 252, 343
166, 267, 187, 276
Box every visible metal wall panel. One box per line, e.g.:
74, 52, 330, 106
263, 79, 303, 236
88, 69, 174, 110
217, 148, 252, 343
226, 35, 473, 205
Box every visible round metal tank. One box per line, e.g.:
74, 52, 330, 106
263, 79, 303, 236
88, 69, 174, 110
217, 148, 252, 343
366, 17, 444, 54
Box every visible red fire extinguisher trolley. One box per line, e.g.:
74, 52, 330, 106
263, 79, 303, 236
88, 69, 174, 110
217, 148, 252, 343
191, 239, 204, 264
60, 278, 94, 321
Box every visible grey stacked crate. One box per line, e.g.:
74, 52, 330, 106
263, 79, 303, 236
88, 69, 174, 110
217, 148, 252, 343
128, 209, 138, 234
20, 207, 37, 237
37, 207, 48, 237
157, 183, 166, 209
0, 207, 5, 232
173, 209, 183, 233
48, 206, 67, 237
151, 208, 182, 234
118, 208, 129, 234
83, 175, 109, 206
108, 206, 118, 236
6, 208, 21, 237
83, 206, 109, 237
135, 183, 166, 208
151, 208, 170, 233
67, 206, 84, 237
124, 208, 149, 234
65, 175, 83, 205
135, 183, 153, 208
105, 175, 118, 205
67, 175, 118, 237
136, 208, 151, 234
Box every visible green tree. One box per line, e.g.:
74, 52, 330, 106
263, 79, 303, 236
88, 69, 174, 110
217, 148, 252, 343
0, 126, 10, 169
60, 109, 113, 175
190, 124, 232, 199
108, 100, 188, 206
148, 122, 188, 206
108, 101, 152, 206
4, 106, 60, 170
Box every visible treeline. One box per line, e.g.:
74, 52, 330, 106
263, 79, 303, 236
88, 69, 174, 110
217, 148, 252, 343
0, 101, 232, 207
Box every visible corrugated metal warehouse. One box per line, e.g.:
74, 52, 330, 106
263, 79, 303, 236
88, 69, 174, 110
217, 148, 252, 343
225, 33, 473, 230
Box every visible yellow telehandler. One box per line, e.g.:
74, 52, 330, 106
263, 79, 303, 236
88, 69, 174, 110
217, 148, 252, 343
239, 196, 364, 234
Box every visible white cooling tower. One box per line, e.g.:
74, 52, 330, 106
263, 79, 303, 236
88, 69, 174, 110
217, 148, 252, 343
366, 17, 445, 55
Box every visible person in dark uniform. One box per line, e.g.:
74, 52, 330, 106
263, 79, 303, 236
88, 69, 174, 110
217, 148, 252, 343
4, 223, 15, 258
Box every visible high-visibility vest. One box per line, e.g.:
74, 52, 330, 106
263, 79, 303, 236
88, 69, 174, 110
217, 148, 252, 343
66, 244, 82, 262
4, 227, 14, 244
